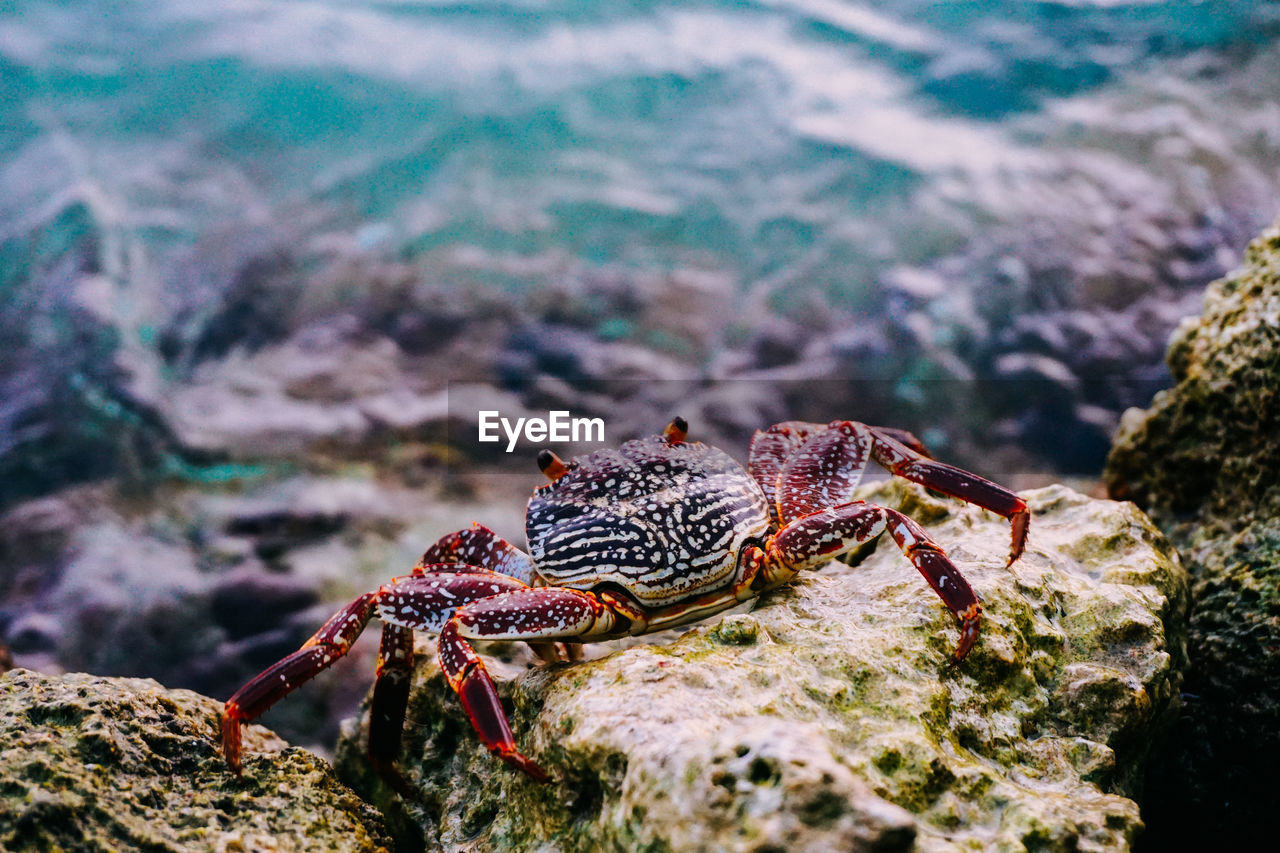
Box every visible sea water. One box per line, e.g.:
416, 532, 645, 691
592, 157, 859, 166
2, 0, 1280, 486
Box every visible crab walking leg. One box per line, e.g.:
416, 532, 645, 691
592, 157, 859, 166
437, 588, 621, 781
748, 421, 932, 518
221, 570, 527, 774
775, 421, 875, 524
417, 526, 585, 663
767, 501, 983, 661
866, 426, 1029, 565
416, 523, 537, 584
366, 623, 415, 789
867, 425, 933, 458
748, 421, 825, 525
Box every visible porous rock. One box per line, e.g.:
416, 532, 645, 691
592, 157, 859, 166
1105, 219, 1280, 849
0, 669, 390, 853
337, 482, 1186, 852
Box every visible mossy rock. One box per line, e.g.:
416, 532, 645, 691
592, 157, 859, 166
336, 482, 1186, 852
0, 670, 390, 853
1107, 222, 1280, 524
1105, 219, 1280, 849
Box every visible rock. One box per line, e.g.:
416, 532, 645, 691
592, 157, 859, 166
1105, 219, 1280, 850
335, 482, 1186, 852
35, 520, 219, 683
209, 569, 321, 641
0, 669, 390, 852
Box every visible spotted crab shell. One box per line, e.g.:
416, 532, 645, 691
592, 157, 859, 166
525, 435, 771, 606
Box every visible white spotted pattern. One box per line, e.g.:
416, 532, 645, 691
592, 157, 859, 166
526, 436, 770, 606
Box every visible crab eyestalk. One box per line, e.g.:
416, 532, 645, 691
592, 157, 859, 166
537, 449, 570, 481
663, 416, 689, 444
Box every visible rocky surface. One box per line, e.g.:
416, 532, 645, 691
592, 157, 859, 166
1105, 219, 1280, 850
0, 472, 534, 753
0, 669, 390, 853
0, 206, 1214, 521
336, 481, 1187, 852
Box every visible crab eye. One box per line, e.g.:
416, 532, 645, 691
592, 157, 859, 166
537, 449, 570, 481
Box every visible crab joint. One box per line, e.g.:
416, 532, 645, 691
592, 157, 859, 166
537, 449, 570, 481
663, 416, 689, 444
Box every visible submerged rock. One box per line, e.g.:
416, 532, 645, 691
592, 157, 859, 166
336, 482, 1186, 852
0, 669, 389, 853
1105, 219, 1280, 850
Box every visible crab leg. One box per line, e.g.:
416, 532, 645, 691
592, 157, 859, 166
367, 623, 415, 789
865, 426, 1028, 565
358, 525, 540, 784
767, 501, 982, 660
756, 420, 1028, 566
417, 525, 583, 663
438, 588, 621, 780
221, 570, 527, 776
774, 421, 875, 524
748, 421, 825, 525
870, 426, 933, 458
749, 421, 933, 526
416, 523, 537, 584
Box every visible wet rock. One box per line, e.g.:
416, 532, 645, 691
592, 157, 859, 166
0, 669, 389, 852
0, 200, 177, 511
35, 520, 219, 683
2, 613, 62, 656
1105, 219, 1280, 850
210, 569, 321, 641
336, 482, 1186, 852
0, 494, 81, 607
224, 507, 349, 564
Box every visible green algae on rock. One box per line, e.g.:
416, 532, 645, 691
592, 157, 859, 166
1105, 219, 1280, 850
0, 670, 390, 853
336, 482, 1186, 852
1106, 223, 1280, 522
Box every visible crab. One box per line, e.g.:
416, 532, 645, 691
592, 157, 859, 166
221, 417, 1028, 783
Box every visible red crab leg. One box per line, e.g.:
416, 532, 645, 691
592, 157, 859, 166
438, 588, 622, 781
417, 523, 537, 584
749, 421, 931, 523
417, 525, 583, 663
758, 420, 1028, 566
869, 426, 933, 458
775, 421, 875, 524
866, 426, 1028, 566
748, 421, 825, 525
367, 623, 414, 791
767, 502, 982, 661
221, 570, 527, 775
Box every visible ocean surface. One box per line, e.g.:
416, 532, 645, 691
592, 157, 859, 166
3, 0, 1280, 486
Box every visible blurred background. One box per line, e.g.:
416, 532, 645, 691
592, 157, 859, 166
2, 0, 1279, 751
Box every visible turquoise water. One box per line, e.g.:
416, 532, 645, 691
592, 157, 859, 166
3, 0, 1280, 496
5, 1, 1279, 303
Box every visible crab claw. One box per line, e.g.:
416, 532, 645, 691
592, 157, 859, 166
663, 416, 689, 444
537, 449, 570, 481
